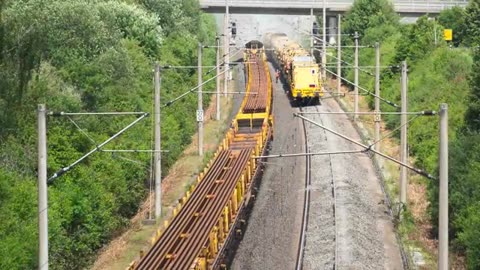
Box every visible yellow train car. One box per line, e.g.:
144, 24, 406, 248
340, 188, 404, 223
264, 33, 323, 105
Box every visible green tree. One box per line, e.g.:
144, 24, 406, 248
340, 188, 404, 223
463, 0, 480, 131
463, 0, 480, 133
459, 0, 480, 47
0, 0, 217, 269
438, 6, 466, 47
456, 201, 480, 269
393, 16, 443, 65
465, 52, 480, 131
342, 0, 399, 39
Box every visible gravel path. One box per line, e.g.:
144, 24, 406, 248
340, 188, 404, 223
301, 96, 403, 270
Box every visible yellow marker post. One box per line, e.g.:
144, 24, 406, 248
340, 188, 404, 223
444, 29, 452, 41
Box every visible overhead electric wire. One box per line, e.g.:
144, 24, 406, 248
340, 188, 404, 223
368, 115, 421, 148
47, 113, 150, 183
298, 111, 436, 116
161, 65, 219, 69
162, 67, 231, 108
316, 49, 378, 77
100, 149, 168, 153
294, 113, 435, 180
324, 68, 400, 109
66, 116, 97, 145
49, 112, 146, 116
325, 65, 397, 69
45, 46, 240, 184
112, 154, 149, 168
255, 150, 364, 159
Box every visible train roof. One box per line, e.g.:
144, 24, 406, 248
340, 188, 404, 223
245, 40, 264, 49
293, 56, 314, 62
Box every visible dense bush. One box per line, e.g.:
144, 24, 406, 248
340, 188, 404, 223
0, 0, 216, 269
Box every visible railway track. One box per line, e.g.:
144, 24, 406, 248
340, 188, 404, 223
295, 105, 311, 270
296, 102, 338, 270
243, 54, 268, 114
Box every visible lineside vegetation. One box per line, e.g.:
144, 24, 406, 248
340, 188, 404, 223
0, 0, 216, 269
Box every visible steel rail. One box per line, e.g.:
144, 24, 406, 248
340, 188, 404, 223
211, 129, 271, 268
162, 149, 250, 269
161, 154, 236, 269
295, 105, 311, 270
314, 105, 338, 270
155, 152, 230, 267
140, 151, 229, 268
172, 150, 252, 269
243, 54, 268, 113
136, 151, 231, 269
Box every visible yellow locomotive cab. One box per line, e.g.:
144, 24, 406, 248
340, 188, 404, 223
264, 32, 323, 105
291, 56, 322, 98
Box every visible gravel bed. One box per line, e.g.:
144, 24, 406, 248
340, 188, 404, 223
301, 96, 402, 269
302, 105, 336, 270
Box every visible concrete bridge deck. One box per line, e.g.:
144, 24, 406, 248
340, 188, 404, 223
200, 0, 468, 15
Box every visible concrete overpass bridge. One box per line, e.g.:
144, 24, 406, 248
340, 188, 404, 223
200, 0, 468, 16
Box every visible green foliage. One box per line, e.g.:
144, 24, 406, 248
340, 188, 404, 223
0, 0, 217, 269
96, 1, 163, 57
448, 2, 480, 267
0, 170, 37, 270
456, 201, 480, 269
404, 48, 471, 171
464, 36, 480, 131
459, 0, 480, 47
339, 0, 400, 93
342, 0, 399, 38
393, 16, 443, 64
438, 6, 466, 47
141, 0, 202, 38
436, 133, 480, 268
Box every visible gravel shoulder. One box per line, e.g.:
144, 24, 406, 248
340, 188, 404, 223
302, 95, 403, 270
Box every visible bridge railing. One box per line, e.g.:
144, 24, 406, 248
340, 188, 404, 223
200, 0, 468, 13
